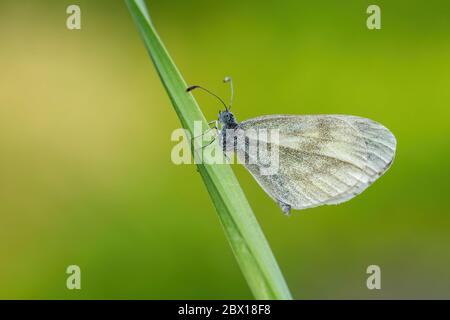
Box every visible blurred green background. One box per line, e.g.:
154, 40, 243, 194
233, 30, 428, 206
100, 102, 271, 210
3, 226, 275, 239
0, 0, 449, 299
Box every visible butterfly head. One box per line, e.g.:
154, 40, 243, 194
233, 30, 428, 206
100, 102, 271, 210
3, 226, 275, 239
218, 109, 238, 128
186, 76, 237, 128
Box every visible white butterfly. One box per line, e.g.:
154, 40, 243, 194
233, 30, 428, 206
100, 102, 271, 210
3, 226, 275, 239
188, 78, 396, 215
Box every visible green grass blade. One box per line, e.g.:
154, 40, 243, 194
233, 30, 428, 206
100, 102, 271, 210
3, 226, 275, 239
126, 0, 293, 300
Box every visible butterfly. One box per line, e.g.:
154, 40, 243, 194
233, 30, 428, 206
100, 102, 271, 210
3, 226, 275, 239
187, 77, 396, 215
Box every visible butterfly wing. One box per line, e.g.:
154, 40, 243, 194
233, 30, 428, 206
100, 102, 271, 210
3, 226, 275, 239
234, 115, 396, 210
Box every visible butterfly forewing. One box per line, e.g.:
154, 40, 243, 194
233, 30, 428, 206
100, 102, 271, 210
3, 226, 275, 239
234, 115, 396, 210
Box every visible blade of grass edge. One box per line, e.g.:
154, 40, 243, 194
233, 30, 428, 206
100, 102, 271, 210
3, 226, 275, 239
126, 0, 293, 300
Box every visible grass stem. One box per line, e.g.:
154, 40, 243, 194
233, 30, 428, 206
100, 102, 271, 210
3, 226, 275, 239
126, 0, 292, 300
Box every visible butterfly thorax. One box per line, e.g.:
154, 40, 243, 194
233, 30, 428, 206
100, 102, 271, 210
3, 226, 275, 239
218, 110, 239, 152
218, 110, 238, 129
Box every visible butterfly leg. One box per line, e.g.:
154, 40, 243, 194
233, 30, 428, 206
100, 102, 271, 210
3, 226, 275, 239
277, 200, 291, 216
199, 130, 232, 165
199, 131, 219, 149
192, 121, 219, 150
191, 120, 219, 140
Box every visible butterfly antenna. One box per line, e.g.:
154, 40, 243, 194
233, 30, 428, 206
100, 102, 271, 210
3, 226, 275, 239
223, 76, 234, 110
186, 85, 228, 110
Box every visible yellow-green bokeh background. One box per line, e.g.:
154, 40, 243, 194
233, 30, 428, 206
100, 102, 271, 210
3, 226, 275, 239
0, 0, 449, 299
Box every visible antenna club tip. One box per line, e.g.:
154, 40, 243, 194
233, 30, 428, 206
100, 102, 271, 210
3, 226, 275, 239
223, 76, 232, 83
186, 85, 199, 92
